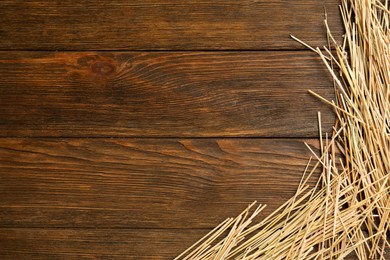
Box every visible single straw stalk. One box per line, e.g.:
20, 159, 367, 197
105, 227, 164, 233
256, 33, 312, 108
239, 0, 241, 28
176, 0, 389, 259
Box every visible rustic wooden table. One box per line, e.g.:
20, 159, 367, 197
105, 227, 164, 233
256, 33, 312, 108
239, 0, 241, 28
0, 1, 345, 259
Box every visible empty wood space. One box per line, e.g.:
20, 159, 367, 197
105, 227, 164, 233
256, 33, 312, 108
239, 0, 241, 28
0, 138, 322, 229
0, 1, 349, 259
0, 0, 342, 50
0, 51, 335, 137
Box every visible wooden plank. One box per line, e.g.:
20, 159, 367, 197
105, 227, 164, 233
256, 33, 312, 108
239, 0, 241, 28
0, 0, 342, 50
0, 138, 321, 228
0, 228, 384, 259
0, 228, 203, 260
0, 51, 335, 137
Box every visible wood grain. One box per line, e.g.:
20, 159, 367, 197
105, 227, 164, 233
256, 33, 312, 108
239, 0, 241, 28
0, 1, 371, 258
0, 0, 342, 51
0, 138, 321, 228
0, 228, 203, 260
0, 228, 385, 259
0, 51, 335, 137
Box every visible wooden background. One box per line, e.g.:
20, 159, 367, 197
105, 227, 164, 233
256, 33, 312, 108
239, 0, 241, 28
0, 1, 356, 259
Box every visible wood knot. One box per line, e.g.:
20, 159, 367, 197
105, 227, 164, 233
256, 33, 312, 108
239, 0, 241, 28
91, 61, 116, 76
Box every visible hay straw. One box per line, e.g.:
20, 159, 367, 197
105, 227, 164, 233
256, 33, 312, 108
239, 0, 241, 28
176, 0, 389, 259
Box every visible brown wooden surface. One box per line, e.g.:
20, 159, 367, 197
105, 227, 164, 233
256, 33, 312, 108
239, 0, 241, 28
0, 0, 342, 50
0, 51, 334, 137
0, 138, 320, 229
0, 0, 364, 259
0, 228, 205, 260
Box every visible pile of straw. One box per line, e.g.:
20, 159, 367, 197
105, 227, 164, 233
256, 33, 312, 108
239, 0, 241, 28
176, 0, 389, 259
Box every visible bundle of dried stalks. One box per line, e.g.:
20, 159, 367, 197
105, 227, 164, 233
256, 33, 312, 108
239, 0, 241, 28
176, 0, 389, 259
